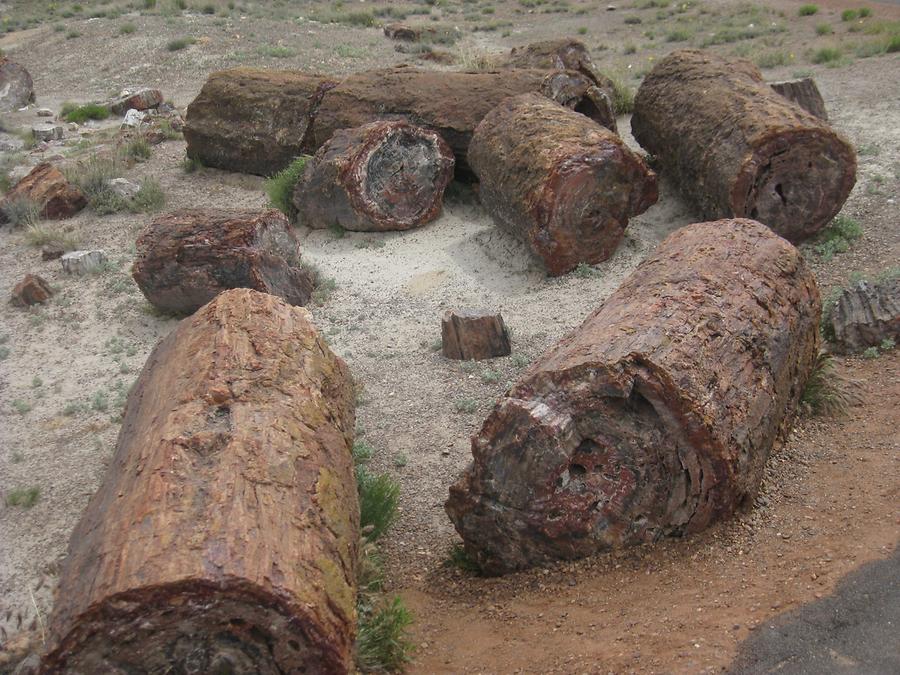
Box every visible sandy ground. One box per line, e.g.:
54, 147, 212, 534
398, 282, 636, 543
0, 0, 898, 671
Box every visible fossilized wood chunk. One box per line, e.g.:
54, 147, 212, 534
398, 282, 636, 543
631, 49, 856, 242
469, 93, 657, 275
41, 289, 359, 673
0, 163, 87, 223
10, 274, 53, 306
446, 219, 820, 574
132, 208, 315, 314
0, 57, 34, 112
293, 121, 454, 232
829, 277, 900, 352
442, 310, 512, 361
770, 77, 828, 120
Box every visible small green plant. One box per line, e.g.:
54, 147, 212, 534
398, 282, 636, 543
6, 487, 40, 508
624, 15, 642, 24
202, 3, 216, 14
120, 22, 137, 34
755, 50, 792, 68
66, 30, 81, 39
356, 597, 414, 672
181, 155, 203, 173
573, 262, 598, 278
815, 23, 833, 36
455, 397, 478, 414
312, 276, 336, 306
123, 136, 152, 161
144, 0, 157, 8
801, 352, 854, 415
858, 7, 872, 18
352, 440, 375, 464
92, 390, 109, 412
393, 454, 408, 468
131, 179, 165, 212
814, 215, 863, 260
511, 353, 530, 368
445, 543, 481, 573
356, 465, 400, 541
32, 376, 43, 388
841, 9, 858, 21
603, 73, 635, 115
167, 36, 195, 51
11, 399, 32, 415
666, 29, 691, 42
63, 103, 110, 124
812, 46, 842, 64
257, 45, 294, 58
798, 5, 819, 16
577, 26, 588, 35
173, 0, 188, 9
880, 338, 896, 351
265, 156, 310, 218
1, 197, 41, 227
862, 345, 879, 359
480, 369, 501, 384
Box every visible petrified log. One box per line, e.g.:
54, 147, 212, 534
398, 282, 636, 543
185, 67, 613, 178
446, 219, 820, 574
829, 277, 900, 353
41, 289, 359, 673
293, 121, 454, 232
132, 208, 315, 314
108, 87, 163, 115
631, 49, 856, 243
469, 93, 658, 276
10, 274, 53, 307
383, 22, 421, 41
770, 77, 828, 121
0, 56, 34, 112
442, 310, 511, 361
60, 249, 107, 275
0, 163, 87, 223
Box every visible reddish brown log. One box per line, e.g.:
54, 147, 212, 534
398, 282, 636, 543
442, 310, 511, 361
446, 219, 820, 574
468, 94, 657, 276
383, 22, 421, 41
132, 208, 316, 314
41, 289, 359, 673
0, 163, 87, 224
185, 67, 613, 178
293, 121, 454, 232
631, 50, 856, 243
829, 277, 900, 353
770, 77, 828, 120
10, 274, 53, 307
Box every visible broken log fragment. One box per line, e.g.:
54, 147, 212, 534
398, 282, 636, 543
42, 289, 359, 673
132, 208, 315, 314
0, 163, 87, 223
442, 310, 512, 361
468, 93, 657, 276
446, 219, 820, 574
9, 274, 53, 307
770, 77, 828, 120
829, 277, 900, 353
383, 22, 421, 41
631, 49, 856, 243
293, 121, 454, 232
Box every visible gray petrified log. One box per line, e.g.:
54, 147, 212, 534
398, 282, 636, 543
829, 277, 900, 352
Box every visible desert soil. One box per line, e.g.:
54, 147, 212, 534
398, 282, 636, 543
0, 0, 898, 672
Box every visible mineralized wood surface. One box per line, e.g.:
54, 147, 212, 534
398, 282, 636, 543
0, 56, 34, 112
132, 208, 315, 314
631, 49, 856, 242
446, 219, 821, 574
442, 310, 511, 361
42, 289, 359, 673
0, 163, 86, 223
770, 77, 828, 120
468, 93, 657, 276
293, 121, 454, 232
829, 277, 900, 353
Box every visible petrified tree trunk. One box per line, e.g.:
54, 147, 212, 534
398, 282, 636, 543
829, 277, 900, 353
42, 289, 359, 673
184, 69, 337, 175
185, 67, 612, 177
132, 208, 316, 314
770, 77, 828, 120
631, 49, 856, 243
293, 121, 454, 232
442, 310, 511, 361
446, 219, 820, 574
0, 163, 87, 223
469, 93, 658, 276
0, 56, 34, 112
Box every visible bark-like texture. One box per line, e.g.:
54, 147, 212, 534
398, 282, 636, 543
829, 278, 900, 353
0, 163, 86, 223
469, 94, 657, 276
631, 49, 856, 243
293, 121, 454, 232
442, 310, 512, 361
0, 57, 34, 112
446, 219, 820, 574
132, 208, 315, 314
9, 274, 53, 307
185, 67, 611, 178
770, 77, 828, 120
184, 69, 337, 175
42, 289, 359, 674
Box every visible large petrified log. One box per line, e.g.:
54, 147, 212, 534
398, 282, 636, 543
631, 49, 856, 243
446, 219, 820, 574
770, 77, 828, 121
293, 121, 454, 232
468, 93, 658, 276
41, 289, 359, 673
185, 67, 613, 177
829, 277, 900, 353
132, 208, 316, 314
0, 56, 34, 112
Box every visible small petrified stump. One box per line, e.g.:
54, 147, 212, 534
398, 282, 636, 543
770, 77, 828, 120
61, 250, 107, 275
442, 310, 511, 361
469, 94, 658, 276
446, 219, 820, 574
132, 209, 315, 314
631, 50, 856, 243
41, 289, 359, 673
829, 277, 900, 353
293, 121, 454, 232
10, 274, 53, 307
0, 163, 87, 223
0, 57, 34, 112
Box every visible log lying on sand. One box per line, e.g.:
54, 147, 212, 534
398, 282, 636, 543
293, 121, 454, 232
446, 219, 820, 574
185, 67, 612, 177
631, 49, 856, 243
468, 93, 657, 276
132, 208, 316, 314
42, 289, 359, 673
770, 77, 828, 120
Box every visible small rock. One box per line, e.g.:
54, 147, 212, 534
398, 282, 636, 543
10, 274, 53, 306
0, 163, 87, 223
42, 244, 67, 260
36, 108, 54, 117
383, 22, 421, 42
829, 278, 900, 352
0, 56, 35, 112
32, 122, 63, 142
121, 108, 148, 127
442, 309, 512, 360
107, 177, 141, 200
109, 87, 163, 115
61, 249, 107, 275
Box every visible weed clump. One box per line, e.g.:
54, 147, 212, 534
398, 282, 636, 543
265, 156, 310, 218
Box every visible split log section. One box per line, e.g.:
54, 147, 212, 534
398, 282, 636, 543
631, 49, 856, 242
293, 121, 455, 232
41, 289, 359, 673
468, 93, 658, 276
446, 219, 821, 574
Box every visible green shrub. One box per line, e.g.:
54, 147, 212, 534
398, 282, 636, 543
131, 179, 165, 212
798, 4, 819, 16
123, 136, 152, 161
801, 352, 854, 415
257, 45, 294, 58
812, 46, 842, 63
356, 597, 414, 672
6, 486, 40, 508
755, 50, 792, 68
167, 36, 195, 51
604, 73, 634, 115
202, 3, 215, 14
888, 34, 900, 53
120, 22, 137, 34
265, 156, 310, 218
63, 103, 110, 123
1, 196, 40, 227
862, 345, 879, 359
666, 29, 691, 42
816, 23, 833, 36
842, 9, 858, 21
859, 7, 872, 18
356, 465, 400, 541
814, 215, 863, 260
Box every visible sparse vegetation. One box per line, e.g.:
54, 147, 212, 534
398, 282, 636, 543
799, 5, 819, 17
603, 72, 635, 115
123, 135, 152, 161
812, 46, 842, 64
11, 399, 32, 415
61, 102, 110, 124
862, 345, 879, 359
455, 397, 478, 413
357, 465, 400, 542
1, 196, 41, 227
23, 224, 78, 250
119, 22, 137, 35
841, 9, 858, 22
356, 596, 414, 672
167, 36, 195, 51
6, 487, 40, 508
815, 23, 833, 36
445, 543, 482, 573
181, 155, 204, 173
257, 45, 294, 58
813, 215, 863, 260
801, 352, 854, 416
265, 156, 310, 218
